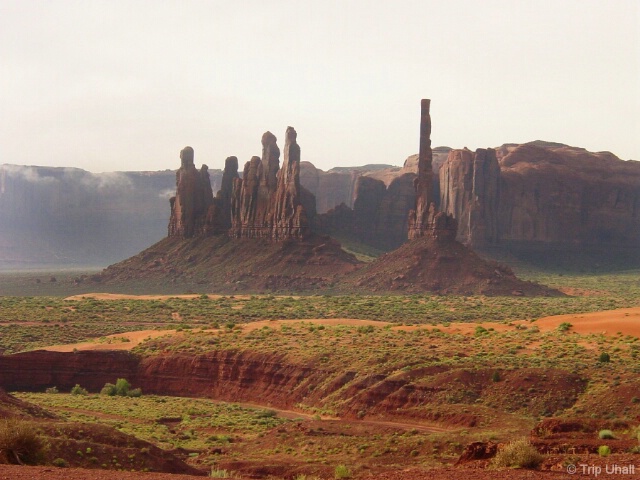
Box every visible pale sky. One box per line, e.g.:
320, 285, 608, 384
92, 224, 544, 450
1, 0, 638, 173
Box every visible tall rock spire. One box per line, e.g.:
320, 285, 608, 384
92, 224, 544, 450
168, 146, 215, 238
408, 99, 457, 241
408, 99, 435, 239
272, 126, 308, 240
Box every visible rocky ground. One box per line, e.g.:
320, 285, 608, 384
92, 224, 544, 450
1, 463, 636, 479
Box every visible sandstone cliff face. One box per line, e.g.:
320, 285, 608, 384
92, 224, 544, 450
229, 127, 309, 240
352, 176, 387, 239
314, 173, 417, 250
313, 100, 451, 249
375, 173, 417, 248
300, 159, 431, 216
439, 148, 500, 246
314, 136, 640, 263
213, 156, 240, 231
496, 144, 640, 248
299, 162, 361, 213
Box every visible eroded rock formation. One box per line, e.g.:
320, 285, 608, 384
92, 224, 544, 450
272, 127, 309, 240
229, 127, 309, 240
407, 99, 437, 240
407, 99, 458, 242
439, 148, 500, 246
214, 156, 240, 231
169, 128, 309, 242
168, 146, 216, 238
0, 350, 579, 422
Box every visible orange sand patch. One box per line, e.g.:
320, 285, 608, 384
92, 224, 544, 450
42, 330, 177, 352
533, 307, 640, 337
396, 307, 640, 338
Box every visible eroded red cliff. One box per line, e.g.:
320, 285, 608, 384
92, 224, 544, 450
0, 350, 581, 424
439, 148, 500, 246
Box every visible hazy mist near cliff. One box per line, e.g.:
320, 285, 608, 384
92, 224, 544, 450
0, 165, 222, 269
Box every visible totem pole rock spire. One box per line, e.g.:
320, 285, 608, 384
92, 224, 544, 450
408, 99, 458, 241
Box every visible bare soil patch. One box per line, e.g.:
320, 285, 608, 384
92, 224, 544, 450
42, 330, 178, 352
533, 307, 640, 336
397, 306, 640, 337
0, 465, 209, 479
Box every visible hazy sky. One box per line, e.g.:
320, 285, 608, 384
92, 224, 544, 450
1, 1, 638, 172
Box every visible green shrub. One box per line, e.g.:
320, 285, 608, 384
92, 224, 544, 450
45, 386, 58, 394
127, 387, 143, 398
598, 445, 611, 457
101, 379, 141, 397
491, 371, 501, 382
100, 383, 117, 396
491, 438, 543, 469
115, 378, 131, 396
599, 352, 611, 363
0, 418, 45, 465
257, 409, 277, 419
598, 429, 615, 439
334, 464, 352, 478
70, 384, 88, 395
52, 457, 68, 468
357, 325, 374, 334
557, 322, 573, 332
475, 326, 488, 336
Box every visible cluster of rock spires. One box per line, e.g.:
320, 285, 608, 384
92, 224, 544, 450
168, 127, 309, 242
166, 102, 461, 248
98, 99, 560, 296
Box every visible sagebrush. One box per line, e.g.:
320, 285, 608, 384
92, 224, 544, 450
491, 438, 543, 469
0, 418, 45, 465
